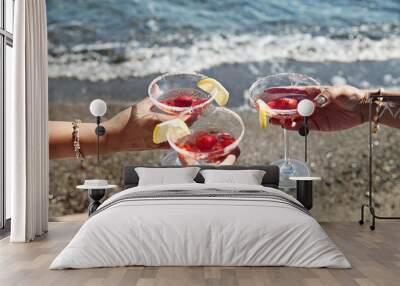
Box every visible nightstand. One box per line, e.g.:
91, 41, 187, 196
289, 177, 321, 210
77, 181, 118, 215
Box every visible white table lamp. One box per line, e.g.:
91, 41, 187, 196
297, 99, 315, 162
89, 99, 107, 163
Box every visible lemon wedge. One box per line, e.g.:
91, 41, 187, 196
197, 78, 229, 106
256, 99, 269, 129
153, 119, 190, 144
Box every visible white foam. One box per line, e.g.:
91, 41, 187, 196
48, 32, 400, 81
331, 75, 347, 86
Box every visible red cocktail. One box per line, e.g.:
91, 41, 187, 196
149, 72, 235, 165
257, 94, 300, 122
175, 129, 238, 164
167, 107, 244, 166
148, 72, 217, 115
158, 88, 209, 115
249, 73, 319, 190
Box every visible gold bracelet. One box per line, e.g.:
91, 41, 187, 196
72, 120, 85, 162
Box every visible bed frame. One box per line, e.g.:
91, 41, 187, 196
121, 165, 317, 211
81, 165, 314, 215
123, 165, 280, 189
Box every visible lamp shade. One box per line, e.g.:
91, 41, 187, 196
90, 99, 107, 117
297, 99, 315, 117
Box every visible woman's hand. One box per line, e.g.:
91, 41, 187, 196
104, 98, 183, 153
104, 98, 240, 164
49, 97, 239, 165
268, 85, 369, 131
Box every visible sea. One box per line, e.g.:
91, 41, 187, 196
47, 0, 400, 106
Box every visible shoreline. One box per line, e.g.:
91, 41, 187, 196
49, 59, 400, 107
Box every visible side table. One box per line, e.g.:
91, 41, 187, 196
289, 177, 321, 210
77, 182, 118, 215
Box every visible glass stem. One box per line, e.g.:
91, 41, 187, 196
283, 128, 289, 164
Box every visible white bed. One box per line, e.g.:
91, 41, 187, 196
50, 183, 350, 269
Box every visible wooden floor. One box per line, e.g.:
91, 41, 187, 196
0, 222, 399, 286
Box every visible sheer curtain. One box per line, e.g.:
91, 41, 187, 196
7, 0, 49, 242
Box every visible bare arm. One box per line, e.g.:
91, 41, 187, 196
49, 121, 103, 159
268, 85, 400, 131
48, 98, 176, 160
48, 97, 240, 164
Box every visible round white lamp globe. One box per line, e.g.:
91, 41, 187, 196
90, 99, 107, 117
297, 99, 315, 117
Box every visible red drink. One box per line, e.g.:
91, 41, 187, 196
159, 88, 209, 113
175, 128, 238, 164
258, 94, 300, 121
266, 97, 298, 110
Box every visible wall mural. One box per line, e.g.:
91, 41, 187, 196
47, 0, 400, 221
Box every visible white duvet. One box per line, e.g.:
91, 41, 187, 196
50, 183, 350, 269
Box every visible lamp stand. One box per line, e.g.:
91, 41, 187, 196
94, 116, 106, 164
298, 117, 310, 163
304, 117, 308, 162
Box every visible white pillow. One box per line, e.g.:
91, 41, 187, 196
135, 167, 200, 186
200, 169, 266, 185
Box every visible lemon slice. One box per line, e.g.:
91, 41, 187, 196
256, 99, 269, 129
197, 78, 229, 106
153, 119, 190, 144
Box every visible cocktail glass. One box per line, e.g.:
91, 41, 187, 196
167, 106, 244, 165
148, 72, 217, 115
148, 72, 220, 165
249, 73, 319, 190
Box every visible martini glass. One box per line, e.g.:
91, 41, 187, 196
148, 72, 219, 165
148, 72, 217, 115
249, 73, 319, 190
167, 106, 244, 165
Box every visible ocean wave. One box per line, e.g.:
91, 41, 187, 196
48, 32, 400, 81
